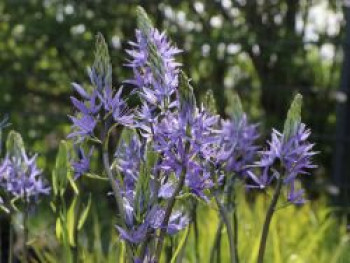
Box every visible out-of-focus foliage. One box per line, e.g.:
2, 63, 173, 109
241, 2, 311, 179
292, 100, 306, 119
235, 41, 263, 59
0, 1, 343, 176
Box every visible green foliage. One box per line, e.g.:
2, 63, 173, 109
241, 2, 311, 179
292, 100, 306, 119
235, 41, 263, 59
52, 140, 69, 197
31, 188, 350, 263
50, 141, 92, 262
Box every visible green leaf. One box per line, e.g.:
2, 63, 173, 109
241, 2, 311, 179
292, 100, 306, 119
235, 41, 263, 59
67, 196, 78, 247
85, 173, 108, 181
0, 204, 10, 214
55, 217, 62, 241
170, 226, 190, 263
283, 93, 303, 141
77, 194, 92, 230
49, 201, 56, 213
53, 141, 69, 197
68, 176, 79, 195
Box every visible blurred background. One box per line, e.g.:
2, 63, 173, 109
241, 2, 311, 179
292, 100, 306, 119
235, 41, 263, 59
1, 0, 350, 261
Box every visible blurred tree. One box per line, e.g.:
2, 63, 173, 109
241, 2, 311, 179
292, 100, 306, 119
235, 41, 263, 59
0, 0, 344, 177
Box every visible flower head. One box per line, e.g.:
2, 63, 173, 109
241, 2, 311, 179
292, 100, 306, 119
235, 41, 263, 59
72, 146, 94, 179
248, 94, 316, 203
0, 151, 50, 201
126, 7, 181, 116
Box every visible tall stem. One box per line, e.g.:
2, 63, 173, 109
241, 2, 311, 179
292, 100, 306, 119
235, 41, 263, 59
102, 136, 126, 230
192, 202, 200, 263
23, 198, 28, 263
257, 177, 283, 263
154, 167, 186, 262
233, 206, 239, 263
102, 125, 133, 259
215, 195, 236, 263
210, 221, 223, 263
8, 216, 13, 263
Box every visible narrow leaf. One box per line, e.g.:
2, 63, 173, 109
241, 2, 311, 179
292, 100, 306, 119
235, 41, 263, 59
78, 194, 92, 230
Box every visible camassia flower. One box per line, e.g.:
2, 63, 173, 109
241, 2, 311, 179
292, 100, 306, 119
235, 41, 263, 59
219, 112, 259, 176
114, 135, 188, 244
248, 95, 317, 204
72, 146, 94, 179
68, 34, 133, 142
125, 8, 181, 117
151, 78, 221, 200
0, 150, 50, 201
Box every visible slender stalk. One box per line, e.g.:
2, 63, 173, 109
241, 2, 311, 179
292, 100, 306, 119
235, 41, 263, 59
0, 224, 2, 263
23, 198, 28, 263
233, 207, 239, 263
154, 167, 187, 262
192, 203, 200, 263
102, 141, 126, 229
210, 220, 223, 263
8, 216, 13, 263
215, 195, 236, 263
257, 177, 283, 263
72, 197, 81, 263
102, 124, 134, 261
227, 178, 239, 263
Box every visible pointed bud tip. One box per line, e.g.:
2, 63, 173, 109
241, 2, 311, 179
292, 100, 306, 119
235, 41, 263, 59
283, 93, 303, 140
136, 6, 153, 34
203, 89, 217, 115
232, 93, 243, 120
6, 130, 25, 158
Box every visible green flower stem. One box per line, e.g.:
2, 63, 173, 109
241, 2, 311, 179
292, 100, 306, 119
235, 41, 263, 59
210, 220, 223, 263
102, 124, 133, 260
154, 167, 187, 262
233, 206, 239, 263
23, 197, 28, 263
257, 176, 283, 263
215, 195, 236, 263
8, 215, 13, 263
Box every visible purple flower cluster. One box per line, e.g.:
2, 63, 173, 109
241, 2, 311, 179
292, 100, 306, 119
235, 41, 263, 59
68, 34, 133, 143
114, 135, 188, 244
0, 150, 50, 201
152, 107, 220, 199
219, 113, 259, 176
248, 123, 316, 204
126, 28, 181, 113
72, 147, 94, 179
